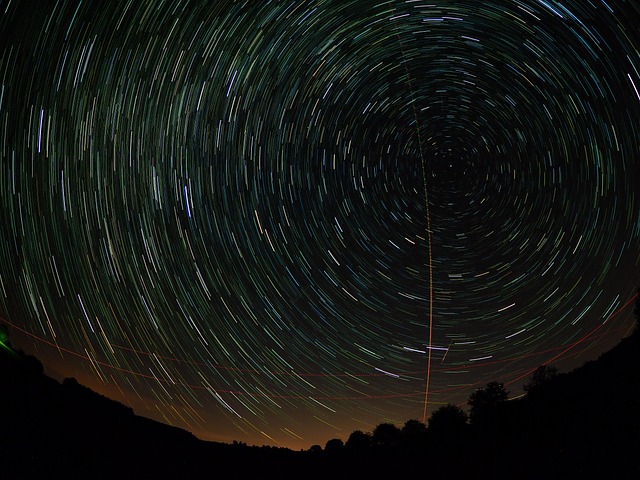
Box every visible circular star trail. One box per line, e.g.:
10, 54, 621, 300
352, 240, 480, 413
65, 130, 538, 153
1, 0, 639, 448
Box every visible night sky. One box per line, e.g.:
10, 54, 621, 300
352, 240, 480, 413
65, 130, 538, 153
1, 0, 639, 450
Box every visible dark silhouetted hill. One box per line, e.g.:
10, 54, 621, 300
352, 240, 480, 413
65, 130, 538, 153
0, 344, 337, 479
468, 329, 640, 480
1, 347, 211, 478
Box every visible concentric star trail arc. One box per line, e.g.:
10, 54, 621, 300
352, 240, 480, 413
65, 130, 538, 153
1, 0, 639, 449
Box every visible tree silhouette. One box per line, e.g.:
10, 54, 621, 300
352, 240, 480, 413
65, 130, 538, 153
428, 404, 468, 436
401, 419, 428, 442
345, 430, 371, 452
523, 365, 558, 395
371, 422, 401, 448
468, 381, 509, 425
324, 438, 344, 454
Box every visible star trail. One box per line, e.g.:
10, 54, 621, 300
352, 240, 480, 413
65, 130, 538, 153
1, 0, 639, 449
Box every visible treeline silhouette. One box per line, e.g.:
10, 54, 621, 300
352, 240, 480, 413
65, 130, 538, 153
1, 296, 639, 479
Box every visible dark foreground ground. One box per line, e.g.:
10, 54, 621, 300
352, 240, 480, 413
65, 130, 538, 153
2, 324, 639, 479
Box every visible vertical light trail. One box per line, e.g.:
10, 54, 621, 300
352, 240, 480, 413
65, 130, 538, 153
387, 3, 435, 423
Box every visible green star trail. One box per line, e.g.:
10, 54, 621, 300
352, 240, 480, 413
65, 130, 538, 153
1, 0, 639, 449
